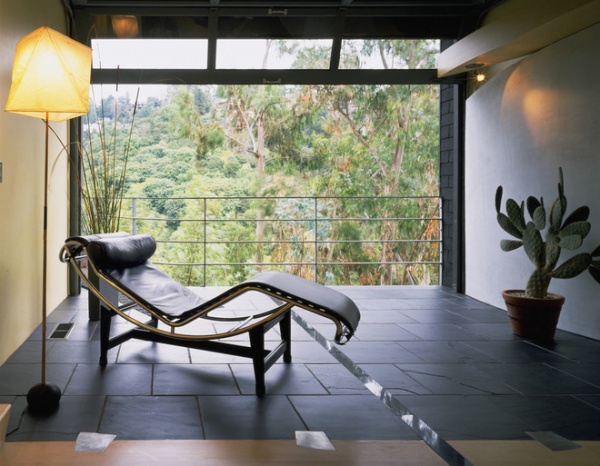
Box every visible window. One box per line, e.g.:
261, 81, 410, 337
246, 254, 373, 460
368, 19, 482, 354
216, 39, 332, 70
339, 39, 439, 70
92, 39, 208, 69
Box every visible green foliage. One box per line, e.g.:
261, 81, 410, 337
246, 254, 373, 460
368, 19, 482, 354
142, 178, 186, 230
79, 86, 139, 234
496, 168, 600, 298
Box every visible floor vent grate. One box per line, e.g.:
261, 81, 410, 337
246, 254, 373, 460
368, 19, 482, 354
49, 323, 74, 340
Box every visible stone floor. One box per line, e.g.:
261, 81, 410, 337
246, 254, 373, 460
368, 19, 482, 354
1, 285, 600, 465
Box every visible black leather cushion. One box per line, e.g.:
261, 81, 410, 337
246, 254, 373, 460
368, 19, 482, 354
65, 232, 130, 257
242, 272, 361, 336
87, 234, 156, 269
67, 232, 130, 245
107, 261, 206, 318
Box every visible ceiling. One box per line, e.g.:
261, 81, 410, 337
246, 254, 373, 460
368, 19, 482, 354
67, 0, 505, 40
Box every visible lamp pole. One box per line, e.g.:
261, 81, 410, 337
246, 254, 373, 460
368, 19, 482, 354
25, 113, 63, 416
42, 113, 49, 385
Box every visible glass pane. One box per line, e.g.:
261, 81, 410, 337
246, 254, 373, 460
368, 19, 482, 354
216, 39, 332, 69
91, 15, 210, 39
339, 39, 439, 69
89, 84, 168, 104
217, 15, 335, 40
92, 39, 208, 69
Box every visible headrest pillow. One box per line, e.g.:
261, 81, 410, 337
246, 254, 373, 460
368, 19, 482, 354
87, 234, 156, 269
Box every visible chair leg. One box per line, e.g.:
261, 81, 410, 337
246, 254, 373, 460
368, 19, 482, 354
280, 311, 292, 364
249, 327, 266, 397
99, 305, 112, 366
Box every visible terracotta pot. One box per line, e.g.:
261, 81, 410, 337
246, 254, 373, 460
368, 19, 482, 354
502, 290, 565, 341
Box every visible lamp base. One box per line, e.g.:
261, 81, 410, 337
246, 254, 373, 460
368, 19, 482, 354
27, 383, 61, 417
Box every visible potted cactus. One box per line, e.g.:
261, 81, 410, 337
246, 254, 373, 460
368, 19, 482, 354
495, 167, 600, 340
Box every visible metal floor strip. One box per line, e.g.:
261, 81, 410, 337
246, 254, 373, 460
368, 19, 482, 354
292, 311, 473, 466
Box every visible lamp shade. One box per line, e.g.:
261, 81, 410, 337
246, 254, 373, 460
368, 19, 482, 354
5, 26, 92, 122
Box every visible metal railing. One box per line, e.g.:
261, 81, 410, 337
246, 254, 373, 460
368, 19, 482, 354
118, 195, 442, 287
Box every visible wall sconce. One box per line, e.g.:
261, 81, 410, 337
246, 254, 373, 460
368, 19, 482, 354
111, 15, 139, 38
464, 62, 486, 85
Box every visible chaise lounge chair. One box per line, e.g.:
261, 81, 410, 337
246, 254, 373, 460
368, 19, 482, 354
60, 233, 360, 396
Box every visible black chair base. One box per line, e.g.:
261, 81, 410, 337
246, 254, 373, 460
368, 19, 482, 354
99, 305, 292, 396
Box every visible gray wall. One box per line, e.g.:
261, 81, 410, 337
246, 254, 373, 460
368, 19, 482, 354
465, 24, 600, 339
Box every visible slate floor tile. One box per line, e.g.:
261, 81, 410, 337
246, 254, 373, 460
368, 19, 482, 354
351, 323, 424, 341
47, 340, 117, 364
493, 395, 600, 440
454, 322, 516, 339
360, 363, 431, 395
545, 362, 600, 386
306, 363, 370, 394
116, 340, 191, 364
574, 394, 600, 410
398, 340, 498, 363
46, 309, 79, 323
4, 341, 55, 364
289, 394, 419, 440
462, 340, 571, 363
399, 309, 474, 324
198, 395, 306, 439
0, 363, 76, 396
353, 298, 413, 310
533, 339, 600, 363
8, 395, 105, 441
153, 364, 239, 395
395, 363, 518, 395
394, 395, 532, 440
189, 348, 251, 364
100, 395, 203, 440
277, 340, 339, 364
231, 363, 329, 395
398, 323, 481, 341
473, 363, 600, 395
445, 307, 509, 323
337, 342, 424, 364
64, 363, 153, 396
356, 309, 418, 324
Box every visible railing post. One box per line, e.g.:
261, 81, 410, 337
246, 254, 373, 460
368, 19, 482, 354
131, 197, 137, 235
203, 197, 207, 288
438, 197, 443, 286
314, 197, 318, 282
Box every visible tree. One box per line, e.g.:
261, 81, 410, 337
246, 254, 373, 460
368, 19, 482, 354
169, 87, 224, 163
218, 84, 291, 266
294, 40, 440, 284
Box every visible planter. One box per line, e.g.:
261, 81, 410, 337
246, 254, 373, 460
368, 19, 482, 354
502, 290, 565, 341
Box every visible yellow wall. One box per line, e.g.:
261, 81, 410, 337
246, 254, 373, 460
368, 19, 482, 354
0, 0, 71, 365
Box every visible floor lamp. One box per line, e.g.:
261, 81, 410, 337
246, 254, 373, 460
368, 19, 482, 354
5, 26, 92, 416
